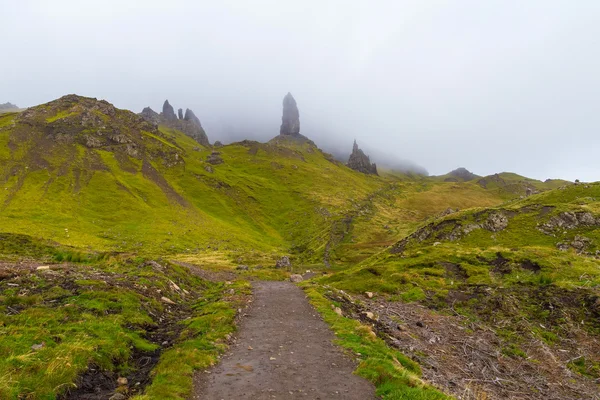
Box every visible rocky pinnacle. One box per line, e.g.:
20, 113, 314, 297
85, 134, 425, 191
162, 100, 177, 121
280, 92, 300, 135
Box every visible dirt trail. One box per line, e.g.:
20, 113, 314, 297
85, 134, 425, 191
193, 281, 377, 399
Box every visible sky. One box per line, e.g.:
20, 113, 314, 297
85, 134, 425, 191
2, 0, 600, 181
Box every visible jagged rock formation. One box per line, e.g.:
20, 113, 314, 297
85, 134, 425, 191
280, 92, 300, 136
140, 100, 210, 147
140, 107, 160, 125
444, 167, 478, 182
162, 100, 177, 121
0, 102, 18, 110
347, 140, 377, 175
184, 108, 202, 127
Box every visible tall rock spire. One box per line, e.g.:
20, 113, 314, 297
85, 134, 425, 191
162, 100, 177, 121
280, 92, 300, 136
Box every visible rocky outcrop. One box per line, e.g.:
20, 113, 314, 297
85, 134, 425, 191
162, 100, 177, 121
140, 100, 210, 147
347, 140, 377, 175
16, 94, 184, 168
280, 93, 300, 136
184, 108, 202, 128
140, 107, 160, 125
539, 211, 599, 234
444, 167, 478, 182
0, 102, 18, 110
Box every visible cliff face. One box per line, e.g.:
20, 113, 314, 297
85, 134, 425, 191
347, 140, 378, 175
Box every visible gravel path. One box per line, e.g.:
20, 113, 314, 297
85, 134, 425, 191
193, 281, 377, 399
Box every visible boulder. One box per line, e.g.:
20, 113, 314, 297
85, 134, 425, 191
280, 92, 300, 135
275, 256, 291, 268
206, 151, 224, 165
290, 274, 303, 283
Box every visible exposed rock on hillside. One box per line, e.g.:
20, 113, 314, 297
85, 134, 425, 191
162, 100, 177, 121
184, 108, 202, 128
11, 94, 184, 167
444, 167, 478, 182
140, 107, 160, 125
140, 100, 210, 147
280, 92, 300, 136
347, 140, 377, 175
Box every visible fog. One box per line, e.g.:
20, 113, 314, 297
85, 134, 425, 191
3, 0, 600, 181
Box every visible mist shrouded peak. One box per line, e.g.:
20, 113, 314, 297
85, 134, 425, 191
347, 139, 378, 175
280, 92, 300, 136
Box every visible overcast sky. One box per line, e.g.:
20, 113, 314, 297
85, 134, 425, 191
2, 0, 600, 181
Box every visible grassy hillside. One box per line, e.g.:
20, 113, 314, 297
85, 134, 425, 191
2, 94, 592, 399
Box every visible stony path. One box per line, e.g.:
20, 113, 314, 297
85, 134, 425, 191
193, 281, 377, 400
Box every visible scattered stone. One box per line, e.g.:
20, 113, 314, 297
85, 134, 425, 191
236, 265, 249, 271
169, 280, 181, 292
109, 394, 126, 400
347, 140, 377, 175
36, 265, 50, 270
275, 256, 291, 269
117, 377, 128, 386
361, 311, 376, 320
161, 296, 176, 305
280, 92, 300, 136
31, 342, 45, 351
416, 321, 424, 327
290, 274, 303, 283
365, 292, 374, 299
334, 307, 343, 316
204, 165, 214, 173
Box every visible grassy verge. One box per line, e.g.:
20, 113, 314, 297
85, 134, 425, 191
302, 284, 450, 400
133, 280, 250, 400
0, 256, 249, 400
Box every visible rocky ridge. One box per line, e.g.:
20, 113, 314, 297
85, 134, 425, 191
140, 99, 210, 147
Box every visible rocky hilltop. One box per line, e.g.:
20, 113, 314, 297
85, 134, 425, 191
444, 167, 479, 182
347, 140, 377, 175
0, 102, 19, 111
10, 94, 184, 167
139, 100, 210, 147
